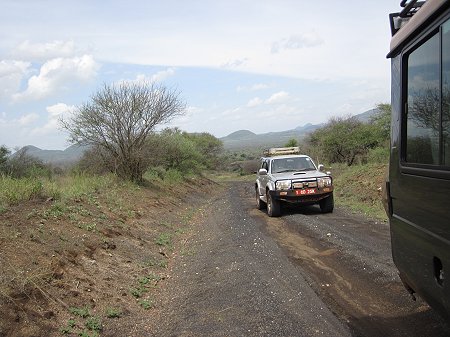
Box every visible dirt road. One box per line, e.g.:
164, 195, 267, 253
147, 181, 449, 336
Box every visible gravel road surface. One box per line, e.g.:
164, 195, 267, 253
147, 182, 449, 336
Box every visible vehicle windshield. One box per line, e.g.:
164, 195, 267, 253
271, 157, 316, 173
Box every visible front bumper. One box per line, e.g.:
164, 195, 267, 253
269, 187, 333, 204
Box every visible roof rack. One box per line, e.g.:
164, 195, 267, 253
389, 0, 426, 36
263, 147, 301, 157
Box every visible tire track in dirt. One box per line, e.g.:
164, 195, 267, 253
245, 187, 450, 337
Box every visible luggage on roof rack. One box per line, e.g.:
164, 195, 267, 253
263, 147, 300, 156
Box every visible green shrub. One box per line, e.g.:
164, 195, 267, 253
163, 169, 183, 183
69, 306, 90, 318
0, 176, 43, 205
367, 146, 389, 164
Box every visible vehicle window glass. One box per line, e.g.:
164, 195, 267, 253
261, 160, 268, 171
406, 32, 440, 165
272, 157, 315, 173
443, 20, 450, 165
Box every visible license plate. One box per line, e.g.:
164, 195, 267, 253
295, 188, 316, 195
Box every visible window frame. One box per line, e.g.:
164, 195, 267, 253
400, 11, 450, 179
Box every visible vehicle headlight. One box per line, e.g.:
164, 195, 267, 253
276, 180, 291, 190
317, 177, 332, 188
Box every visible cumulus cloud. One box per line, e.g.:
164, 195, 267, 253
0, 60, 30, 100
13, 40, 76, 61
247, 97, 263, 107
119, 67, 176, 85
266, 91, 290, 104
13, 55, 98, 101
151, 67, 176, 82
271, 32, 323, 53
31, 103, 75, 136
18, 113, 39, 126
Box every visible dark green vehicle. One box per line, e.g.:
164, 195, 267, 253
386, 0, 450, 321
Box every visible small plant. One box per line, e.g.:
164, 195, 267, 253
60, 326, 71, 335
147, 272, 161, 282
85, 223, 97, 231
43, 202, 66, 219
138, 276, 150, 285
130, 286, 146, 298
69, 306, 90, 318
85, 316, 102, 332
139, 299, 154, 310
60, 319, 76, 334
175, 228, 186, 235
105, 307, 121, 318
155, 233, 171, 247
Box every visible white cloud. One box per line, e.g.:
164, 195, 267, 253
271, 32, 324, 54
46, 103, 75, 119
31, 103, 75, 136
119, 67, 176, 86
221, 58, 248, 69
247, 97, 263, 107
18, 113, 39, 126
151, 67, 176, 82
13, 40, 76, 61
13, 55, 98, 101
0, 60, 30, 100
266, 91, 290, 104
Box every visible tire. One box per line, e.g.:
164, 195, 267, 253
319, 194, 334, 213
256, 187, 265, 210
267, 191, 281, 217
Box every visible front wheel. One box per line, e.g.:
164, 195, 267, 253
256, 188, 265, 210
267, 191, 281, 217
319, 194, 334, 213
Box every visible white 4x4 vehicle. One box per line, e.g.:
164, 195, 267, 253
255, 147, 334, 217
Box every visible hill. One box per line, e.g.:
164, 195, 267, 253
18, 144, 89, 166
16, 108, 381, 161
220, 108, 379, 150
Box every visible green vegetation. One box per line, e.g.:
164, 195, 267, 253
332, 163, 388, 220
307, 103, 390, 166
303, 104, 391, 219
69, 306, 91, 318
284, 138, 299, 147
85, 316, 102, 332
105, 307, 122, 318
155, 233, 172, 248
139, 299, 154, 310
61, 82, 186, 182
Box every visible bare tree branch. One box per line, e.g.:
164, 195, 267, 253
61, 81, 186, 181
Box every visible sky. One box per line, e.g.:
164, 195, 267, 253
0, 0, 400, 150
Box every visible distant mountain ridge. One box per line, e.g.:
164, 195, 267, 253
19, 144, 89, 166
220, 108, 379, 150
17, 108, 379, 163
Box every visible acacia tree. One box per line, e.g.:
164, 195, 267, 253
309, 116, 379, 166
62, 82, 185, 182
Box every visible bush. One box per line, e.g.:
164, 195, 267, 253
4, 148, 51, 179
367, 146, 389, 164
145, 128, 221, 175
163, 168, 183, 183
0, 176, 44, 205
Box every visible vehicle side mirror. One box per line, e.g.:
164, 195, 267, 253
318, 164, 324, 171
258, 168, 268, 175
